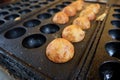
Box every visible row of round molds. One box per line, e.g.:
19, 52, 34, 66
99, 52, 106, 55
0, 0, 60, 33
3, 1, 72, 49
99, 7, 120, 80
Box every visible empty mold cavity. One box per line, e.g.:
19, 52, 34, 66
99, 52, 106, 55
111, 20, 120, 28
1, 5, 12, 9
21, 0, 29, 2
30, 1, 38, 3
105, 42, 120, 59
9, 7, 21, 11
30, 5, 41, 9
114, 9, 120, 13
56, 4, 66, 9
20, 4, 30, 7
0, 20, 5, 25
14, 2, 21, 5
40, 24, 60, 34
23, 19, 41, 28
99, 61, 120, 80
109, 29, 120, 40
4, 27, 26, 39
47, 0, 54, 1
63, 1, 71, 5
47, 8, 60, 14
37, 13, 52, 20
113, 14, 120, 19
19, 9, 31, 14
4, 14, 19, 20
39, 2, 48, 6
22, 34, 46, 49
0, 11, 9, 16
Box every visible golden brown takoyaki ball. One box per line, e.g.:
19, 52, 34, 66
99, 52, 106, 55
62, 6, 77, 17
70, 0, 84, 11
62, 25, 85, 42
53, 11, 69, 24
46, 38, 74, 63
96, 4, 100, 9
86, 4, 100, 14
79, 9, 96, 21
73, 16, 90, 30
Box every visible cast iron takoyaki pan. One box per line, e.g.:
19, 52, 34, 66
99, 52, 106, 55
0, 0, 60, 33
82, 6, 120, 80
0, 0, 106, 80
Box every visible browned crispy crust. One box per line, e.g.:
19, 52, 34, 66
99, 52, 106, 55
46, 38, 74, 63
53, 11, 69, 24
62, 25, 85, 42
62, 6, 77, 17
73, 16, 90, 30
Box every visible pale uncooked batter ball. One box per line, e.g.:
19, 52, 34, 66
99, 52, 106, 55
46, 38, 74, 63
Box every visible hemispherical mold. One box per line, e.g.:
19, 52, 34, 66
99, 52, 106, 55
1, 5, 12, 9
114, 9, 120, 13
14, 2, 21, 5
47, 8, 60, 14
19, 9, 31, 14
40, 24, 60, 34
39, 2, 48, 6
23, 19, 41, 28
0, 11, 9, 17
105, 42, 120, 59
56, 4, 66, 10
22, 34, 46, 49
47, 0, 54, 2
99, 61, 120, 80
21, 0, 30, 2
9, 7, 21, 11
109, 29, 120, 40
111, 20, 120, 28
113, 14, 120, 19
63, 1, 71, 5
30, 5, 41, 9
30, 1, 38, 3
20, 4, 30, 7
0, 20, 5, 25
4, 14, 19, 20
4, 27, 26, 39
37, 13, 52, 20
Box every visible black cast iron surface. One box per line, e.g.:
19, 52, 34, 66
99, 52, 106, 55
83, 6, 120, 80
0, 48, 49, 80
0, 0, 106, 80
0, 0, 61, 33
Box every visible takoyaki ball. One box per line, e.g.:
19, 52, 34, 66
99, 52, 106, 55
79, 9, 96, 21
86, 4, 100, 14
73, 16, 90, 30
46, 38, 74, 63
70, 0, 84, 11
62, 25, 85, 42
53, 12, 69, 24
96, 4, 100, 9
62, 6, 77, 17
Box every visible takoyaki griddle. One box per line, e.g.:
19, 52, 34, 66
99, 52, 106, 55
0, 0, 106, 80
81, 6, 120, 80
0, 0, 61, 33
